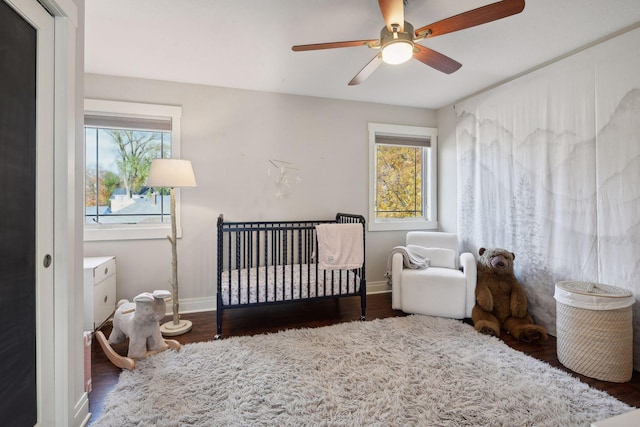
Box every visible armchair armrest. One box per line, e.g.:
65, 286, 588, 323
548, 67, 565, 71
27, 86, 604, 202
459, 252, 477, 318
391, 252, 404, 310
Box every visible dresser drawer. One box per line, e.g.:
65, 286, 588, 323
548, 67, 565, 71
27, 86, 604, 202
92, 257, 116, 284
93, 274, 116, 329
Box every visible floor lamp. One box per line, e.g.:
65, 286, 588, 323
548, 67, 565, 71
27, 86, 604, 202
147, 158, 197, 336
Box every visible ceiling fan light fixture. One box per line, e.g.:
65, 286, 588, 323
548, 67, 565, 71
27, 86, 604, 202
381, 40, 414, 64
380, 21, 414, 65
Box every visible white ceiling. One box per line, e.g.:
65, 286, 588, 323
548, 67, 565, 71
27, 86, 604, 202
84, 0, 640, 110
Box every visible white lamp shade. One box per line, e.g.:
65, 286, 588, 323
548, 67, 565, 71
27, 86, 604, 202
147, 158, 197, 188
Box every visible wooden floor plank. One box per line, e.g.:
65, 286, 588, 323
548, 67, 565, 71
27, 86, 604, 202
88, 293, 639, 424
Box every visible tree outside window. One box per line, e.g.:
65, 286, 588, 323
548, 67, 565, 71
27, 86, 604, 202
376, 144, 423, 219
85, 127, 171, 225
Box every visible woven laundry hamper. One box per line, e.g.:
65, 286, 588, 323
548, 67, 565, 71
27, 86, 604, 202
554, 281, 634, 383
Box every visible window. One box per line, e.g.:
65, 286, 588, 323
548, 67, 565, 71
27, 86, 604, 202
84, 99, 183, 241
368, 123, 438, 231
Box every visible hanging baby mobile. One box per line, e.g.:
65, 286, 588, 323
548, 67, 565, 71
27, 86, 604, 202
268, 159, 301, 199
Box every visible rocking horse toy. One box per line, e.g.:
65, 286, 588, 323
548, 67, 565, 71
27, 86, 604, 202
95, 290, 181, 370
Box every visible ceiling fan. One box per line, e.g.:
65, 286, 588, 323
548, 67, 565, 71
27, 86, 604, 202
292, 0, 525, 85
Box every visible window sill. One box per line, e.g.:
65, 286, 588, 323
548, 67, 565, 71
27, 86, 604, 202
367, 219, 438, 232
84, 224, 182, 241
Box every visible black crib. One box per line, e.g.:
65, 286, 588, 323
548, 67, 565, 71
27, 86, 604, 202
215, 213, 366, 339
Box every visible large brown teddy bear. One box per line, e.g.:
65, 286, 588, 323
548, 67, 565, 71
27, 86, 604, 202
472, 248, 548, 343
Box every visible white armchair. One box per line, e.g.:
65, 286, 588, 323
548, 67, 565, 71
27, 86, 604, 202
391, 231, 477, 319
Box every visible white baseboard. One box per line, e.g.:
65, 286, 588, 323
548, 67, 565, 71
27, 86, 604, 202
367, 280, 391, 295
173, 296, 217, 315
175, 281, 391, 315
74, 392, 90, 427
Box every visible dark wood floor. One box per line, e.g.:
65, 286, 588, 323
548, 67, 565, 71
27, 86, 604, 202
88, 293, 640, 424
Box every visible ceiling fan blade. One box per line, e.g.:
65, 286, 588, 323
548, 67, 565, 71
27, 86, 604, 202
348, 54, 383, 86
413, 44, 462, 74
292, 39, 378, 52
415, 0, 525, 38
378, 0, 405, 32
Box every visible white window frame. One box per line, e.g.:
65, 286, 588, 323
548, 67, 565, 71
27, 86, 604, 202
83, 99, 183, 241
368, 122, 438, 232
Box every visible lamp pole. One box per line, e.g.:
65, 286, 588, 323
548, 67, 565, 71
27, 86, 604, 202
160, 186, 192, 335
169, 186, 179, 325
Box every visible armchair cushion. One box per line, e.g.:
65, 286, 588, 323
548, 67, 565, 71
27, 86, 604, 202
398, 267, 468, 318
421, 247, 456, 268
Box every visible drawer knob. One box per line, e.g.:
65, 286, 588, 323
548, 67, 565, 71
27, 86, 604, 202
104, 267, 108, 275
104, 295, 108, 303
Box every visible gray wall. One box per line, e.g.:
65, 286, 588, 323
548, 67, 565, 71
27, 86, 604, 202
84, 74, 437, 309
436, 105, 457, 234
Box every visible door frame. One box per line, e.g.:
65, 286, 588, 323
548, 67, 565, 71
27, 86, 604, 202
3, 0, 80, 425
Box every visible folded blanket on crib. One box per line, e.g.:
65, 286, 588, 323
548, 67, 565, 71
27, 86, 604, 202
316, 223, 364, 270
384, 245, 431, 285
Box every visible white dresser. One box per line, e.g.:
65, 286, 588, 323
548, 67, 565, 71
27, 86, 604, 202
83, 256, 117, 331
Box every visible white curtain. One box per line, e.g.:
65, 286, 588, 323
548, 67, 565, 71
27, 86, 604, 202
456, 28, 640, 369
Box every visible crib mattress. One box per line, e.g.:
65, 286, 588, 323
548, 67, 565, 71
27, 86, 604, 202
220, 263, 361, 306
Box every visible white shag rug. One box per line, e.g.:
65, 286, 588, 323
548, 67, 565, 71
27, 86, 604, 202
94, 316, 633, 426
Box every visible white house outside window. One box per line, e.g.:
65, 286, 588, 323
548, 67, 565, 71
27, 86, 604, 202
84, 99, 183, 241
368, 123, 438, 231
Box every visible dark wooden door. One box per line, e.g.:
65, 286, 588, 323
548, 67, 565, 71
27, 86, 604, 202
0, 1, 37, 425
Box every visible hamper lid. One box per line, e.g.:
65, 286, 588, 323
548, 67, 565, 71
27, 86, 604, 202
554, 281, 634, 310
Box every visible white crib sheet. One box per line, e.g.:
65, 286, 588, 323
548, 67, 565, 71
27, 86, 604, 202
220, 264, 361, 306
